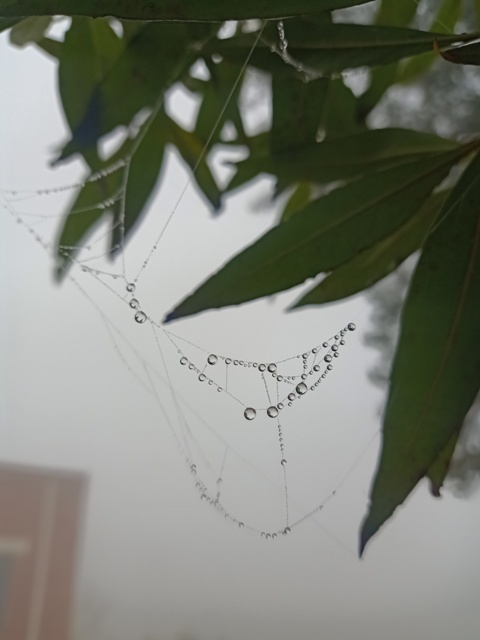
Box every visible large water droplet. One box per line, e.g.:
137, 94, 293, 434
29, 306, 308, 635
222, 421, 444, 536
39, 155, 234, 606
348, 322, 356, 331
129, 298, 139, 309
258, 364, 266, 372
331, 344, 338, 352
267, 363, 277, 373
288, 393, 296, 402
324, 354, 332, 363
134, 311, 147, 324
267, 406, 279, 418
126, 282, 136, 293
180, 356, 188, 366
244, 407, 256, 421
313, 365, 320, 372
207, 354, 218, 365
296, 382, 308, 395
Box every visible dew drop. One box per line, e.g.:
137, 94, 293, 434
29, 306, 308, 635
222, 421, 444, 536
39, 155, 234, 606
126, 282, 136, 293
253, 362, 258, 368
244, 407, 256, 421
331, 344, 338, 352
324, 354, 332, 363
296, 382, 308, 395
207, 354, 218, 365
225, 357, 232, 365
327, 364, 333, 371
310, 386, 315, 391
189, 364, 194, 370
301, 373, 307, 380
348, 322, 356, 331
217, 387, 223, 393
277, 402, 284, 410
240, 360, 244, 366
302, 353, 308, 359
283, 527, 291, 535
340, 339, 345, 345
258, 364, 266, 372
267, 363, 277, 373
234, 359, 239, 366
288, 393, 296, 402
313, 364, 320, 372
281, 459, 287, 466
323, 342, 328, 348
129, 298, 139, 309
334, 352, 340, 358
271, 533, 277, 539
277, 375, 283, 382
312, 348, 318, 354
198, 373, 206, 382
238, 522, 244, 529
267, 406, 279, 418
201, 493, 207, 501
265, 533, 271, 540
180, 356, 188, 366
191, 464, 196, 473
134, 311, 147, 324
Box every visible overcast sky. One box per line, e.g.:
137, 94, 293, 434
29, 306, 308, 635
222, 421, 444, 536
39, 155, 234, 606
2, 24, 480, 640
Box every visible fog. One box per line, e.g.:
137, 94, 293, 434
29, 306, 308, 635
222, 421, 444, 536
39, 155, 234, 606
2, 30, 480, 640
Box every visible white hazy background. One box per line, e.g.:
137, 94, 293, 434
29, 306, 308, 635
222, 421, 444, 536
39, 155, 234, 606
2, 25, 480, 640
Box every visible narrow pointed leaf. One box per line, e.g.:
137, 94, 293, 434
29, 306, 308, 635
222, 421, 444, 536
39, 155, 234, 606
166, 146, 471, 322
360, 151, 480, 556
0, 0, 372, 21
281, 183, 313, 222
227, 128, 459, 193
292, 190, 449, 306
206, 24, 480, 76
8, 16, 52, 46
426, 430, 459, 498
438, 41, 480, 66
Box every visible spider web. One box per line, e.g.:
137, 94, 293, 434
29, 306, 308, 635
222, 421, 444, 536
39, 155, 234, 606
1, 18, 378, 550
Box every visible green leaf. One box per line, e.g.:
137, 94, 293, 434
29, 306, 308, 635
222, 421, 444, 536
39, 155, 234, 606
398, 0, 465, 84
227, 128, 459, 193
206, 23, 480, 76
34, 35, 63, 58
0, 1, 372, 21
0, 17, 22, 33
359, 150, 480, 556
292, 190, 450, 307
271, 75, 329, 152
281, 183, 313, 222
8, 16, 52, 46
167, 117, 222, 211
426, 430, 459, 498
321, 78, 365, 137
165, 146, 471, 322
438, 41, 480, 66
55, 21, 211, 164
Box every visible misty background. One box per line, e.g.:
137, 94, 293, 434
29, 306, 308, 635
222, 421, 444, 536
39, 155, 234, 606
2, 9, 480, 640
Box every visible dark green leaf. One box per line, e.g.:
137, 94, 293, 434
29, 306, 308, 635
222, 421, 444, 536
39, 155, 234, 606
427, 431, 459, 498
271, 75, 329, 152
35, 35, 63, 58
281, 183, 313, 222
206, 24, 479, 76
292, 190, 450, 307
321, 78, 365, 137
438, 41, 480, 66
165, 146, 471, 322
227, 128, 459, 193
0, 1, 372, 21
168, 117, 222, 211
360, 149, 480, 556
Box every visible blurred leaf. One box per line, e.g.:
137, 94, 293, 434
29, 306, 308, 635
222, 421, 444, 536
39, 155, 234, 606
360, 150, 480, 556
165, 147, 470, 322
0, 17, 22, 32
375, 0, 417, 26
437, 41, 480, 66
281, 183, 313, 222
271, 75, 329, 152
292, 190, 450, 307
167, 117, 222, 211
227, 128, 459, 193
9, 16, 52, 46
207, 23, 480, 76
398, 0, 464, 84
321, 78, 365, 136
35, 35, 62, 58
427, 431, 459, 498
0, 0, 372, 21
194, 59, 246, 146
55, 21, 212, 164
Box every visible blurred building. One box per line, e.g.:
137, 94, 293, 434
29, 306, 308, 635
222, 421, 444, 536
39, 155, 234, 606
0, 462, 87, 640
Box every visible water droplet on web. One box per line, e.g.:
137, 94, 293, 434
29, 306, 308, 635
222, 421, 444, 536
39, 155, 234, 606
198, 373, 206, 382
238, 522, 244, 529
340, 339, 345, 345
277, 403, 284, 410
324, 354, 332, 363
302, 353, 308, 359
258, 364, 266, 372
288, 393, 296, 402
301, 373, 307, 380
283, 527, 291, 535
207, 354, 218, 365
323, 342, 328, 348
281, 459, 287, 466
244, 407, 256, 421
189, 363, 194, 370
180, 356, 188, 366
313, 365, 320, 372
312, 348, 318, 354
225, 357, 232, 365
129, 298, 139, 309
126, 282, 136, 293
267, 406, 279, 418
334, 352, 339, 358
327, 364, 333, 371
331, 344, 338, 352
296, 382, 307, 395
277, 375, 283, 382
271, 533, 277, 539
217, 387, 223, 393
234, 359, 239, 366
134, 311, 147, 324
267, 363, 277, 373
348, 322, 356, 331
